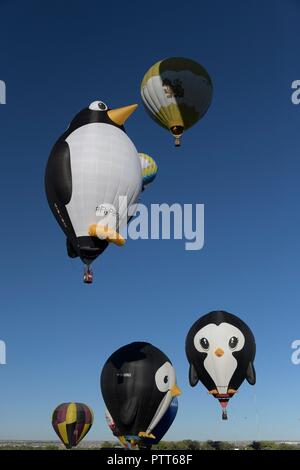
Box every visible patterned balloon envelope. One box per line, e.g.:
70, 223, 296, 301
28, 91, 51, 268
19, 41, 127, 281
141, 57, 213, 146
52, 402, 93, 449
138, 153, 158, 188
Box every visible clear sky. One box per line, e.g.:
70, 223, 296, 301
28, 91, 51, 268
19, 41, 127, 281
0, 0, 300, 442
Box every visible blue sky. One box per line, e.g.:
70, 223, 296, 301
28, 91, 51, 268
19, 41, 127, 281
0, 0, 300, 441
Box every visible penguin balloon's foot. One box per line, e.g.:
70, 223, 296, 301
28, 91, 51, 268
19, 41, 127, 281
138, 432, 156, 440
209, 389, 219, 395
227, 388, 237, 395
89, 224, 125, 246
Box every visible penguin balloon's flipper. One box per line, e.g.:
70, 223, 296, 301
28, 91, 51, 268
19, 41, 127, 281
45, 140, 72, 205
189, 364, 199, 387
66, 238, 78, 258
246, 362, 256, 385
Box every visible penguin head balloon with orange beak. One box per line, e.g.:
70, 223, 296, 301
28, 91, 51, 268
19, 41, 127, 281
185, 311, 256, 419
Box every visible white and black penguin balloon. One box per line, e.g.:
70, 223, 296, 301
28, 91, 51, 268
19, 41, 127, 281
185, 311, 256, 419
45, 100, 157, 283
101, 342, 181, 444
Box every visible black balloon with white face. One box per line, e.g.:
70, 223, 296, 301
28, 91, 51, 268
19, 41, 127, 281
100, 342, 181, 441
185, 311, 256, 418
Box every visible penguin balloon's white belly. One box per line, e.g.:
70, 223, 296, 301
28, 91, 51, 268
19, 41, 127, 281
204, 355, 237, 394
65, 123, 142, 237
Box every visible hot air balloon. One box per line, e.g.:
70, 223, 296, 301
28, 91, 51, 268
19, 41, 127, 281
138, 153, 158, 189
105, 398, 178, 449
141, 57, 213, 146
185, 311, 256, 420
52, 402, 93, 449
101, 342, 181, 446
45, 100, 155, 283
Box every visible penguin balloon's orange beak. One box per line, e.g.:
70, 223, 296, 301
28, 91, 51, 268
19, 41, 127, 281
171, 384, 181, 397
215, 348, 224, 357
107, 104, 138, 126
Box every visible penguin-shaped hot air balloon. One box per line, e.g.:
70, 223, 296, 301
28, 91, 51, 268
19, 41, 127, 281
185, 311, 256, 420
45, 100, 156, 283
100, 342, 181, 445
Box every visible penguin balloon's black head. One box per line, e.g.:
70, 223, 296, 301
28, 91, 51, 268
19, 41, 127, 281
185, 311, 256, 393
66, 100, 138, 135
100, 342, 180, 436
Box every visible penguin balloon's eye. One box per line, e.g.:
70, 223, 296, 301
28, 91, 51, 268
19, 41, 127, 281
229, 336, 238, 350
89, 100, 108, 111
200, 338, 209, 350
155, 362, 175, 393
98, 101, 108, 110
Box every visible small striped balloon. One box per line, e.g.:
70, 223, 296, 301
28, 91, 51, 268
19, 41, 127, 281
52, 402, 93, 449
138, 153, 158, 187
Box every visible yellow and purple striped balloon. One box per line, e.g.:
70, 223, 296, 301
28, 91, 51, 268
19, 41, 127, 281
52, 402, 93, 449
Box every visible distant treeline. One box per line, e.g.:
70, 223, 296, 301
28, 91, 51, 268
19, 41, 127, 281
1, 441, 300, 451
152, 440, 300, 451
